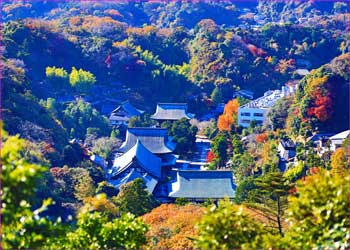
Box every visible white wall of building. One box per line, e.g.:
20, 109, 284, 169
238, 107, 266, 127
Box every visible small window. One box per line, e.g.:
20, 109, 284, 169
241, 112, 251, 116
253, 113, 263, 117
241, 119, 251, 123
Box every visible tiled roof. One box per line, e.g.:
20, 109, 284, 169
109, 169, 158, 194
118, 128, 176, 154
169, 170, 235, 199
112, 101, 144, 117
112, 140, 162, 178
151, 103, 194, 120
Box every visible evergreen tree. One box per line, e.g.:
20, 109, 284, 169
211, 86, 223, 104
114, 178, 158, 216
247, 171, 291, 236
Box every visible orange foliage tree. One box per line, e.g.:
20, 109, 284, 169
217, 99, 239, 131
255, 132, 268, 143
142, 204, 204, 249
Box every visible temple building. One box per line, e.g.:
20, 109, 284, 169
118, 128, 176, 155
168, 170, 236, 201
109, 100, 144, 126
151, 103, 194, 122
110, 128, 178, 194
110, 140, 162, 193
109, 127, 237, 201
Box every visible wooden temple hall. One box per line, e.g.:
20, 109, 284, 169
151, 103, 195, 122
108, 126, 235, 202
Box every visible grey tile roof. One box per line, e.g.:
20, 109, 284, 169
112, 140, 162, 178
111, 101, 144, 117
109, 169, 158, 194
151, 103, 194, 120
169, 170, 235, 199
118, 128, 176, 154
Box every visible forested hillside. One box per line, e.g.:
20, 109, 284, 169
1, 1, 350, 249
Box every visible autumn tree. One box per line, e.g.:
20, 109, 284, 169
330, 147, 350, 175
142, 204, 204, 249
217, 99, 239, 131
255, 132, 268, 143
206, 150, 216, 163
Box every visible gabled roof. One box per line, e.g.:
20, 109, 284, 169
329, 130, 350, 141
118, 128, 176, 154
112, 140, 162, 178
112, 101, 144, 117
151, 103, 194, 120
307, 133, 334, 142
109, 169, 158, 193
169, 170, 235, 199
280, 138, 296, 149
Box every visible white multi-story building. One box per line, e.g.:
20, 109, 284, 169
238, 85, 296, 128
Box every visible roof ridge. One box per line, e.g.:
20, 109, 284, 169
128, 127, 167, 130
158, 103, 187, 105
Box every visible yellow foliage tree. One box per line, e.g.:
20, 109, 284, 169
330, 147, 350, 175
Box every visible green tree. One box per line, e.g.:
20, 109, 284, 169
114, 178, 158, 216
1, 131, 65, 249
69, 67, 96, 94
96, 181, 118, 197
232, 134, 243, 154
91, 136, 120, 159
247, 171, 291, 236
168, 118, 198, 155
234, 176, 256, 204
283, 170, 350, 249
65, 210, 148, 250
211, 86, 223, 104
267, 97, 293, 130
128, 114, 156, 128
63, 98, 110, 139
231, 152, 256, 182
46, 66, 69, 91
210, 132, 229, 168
195, 200, 263, 250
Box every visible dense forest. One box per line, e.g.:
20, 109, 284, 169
2, 1, 350, 249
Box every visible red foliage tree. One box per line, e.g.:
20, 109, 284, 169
206, 151, 216, 162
